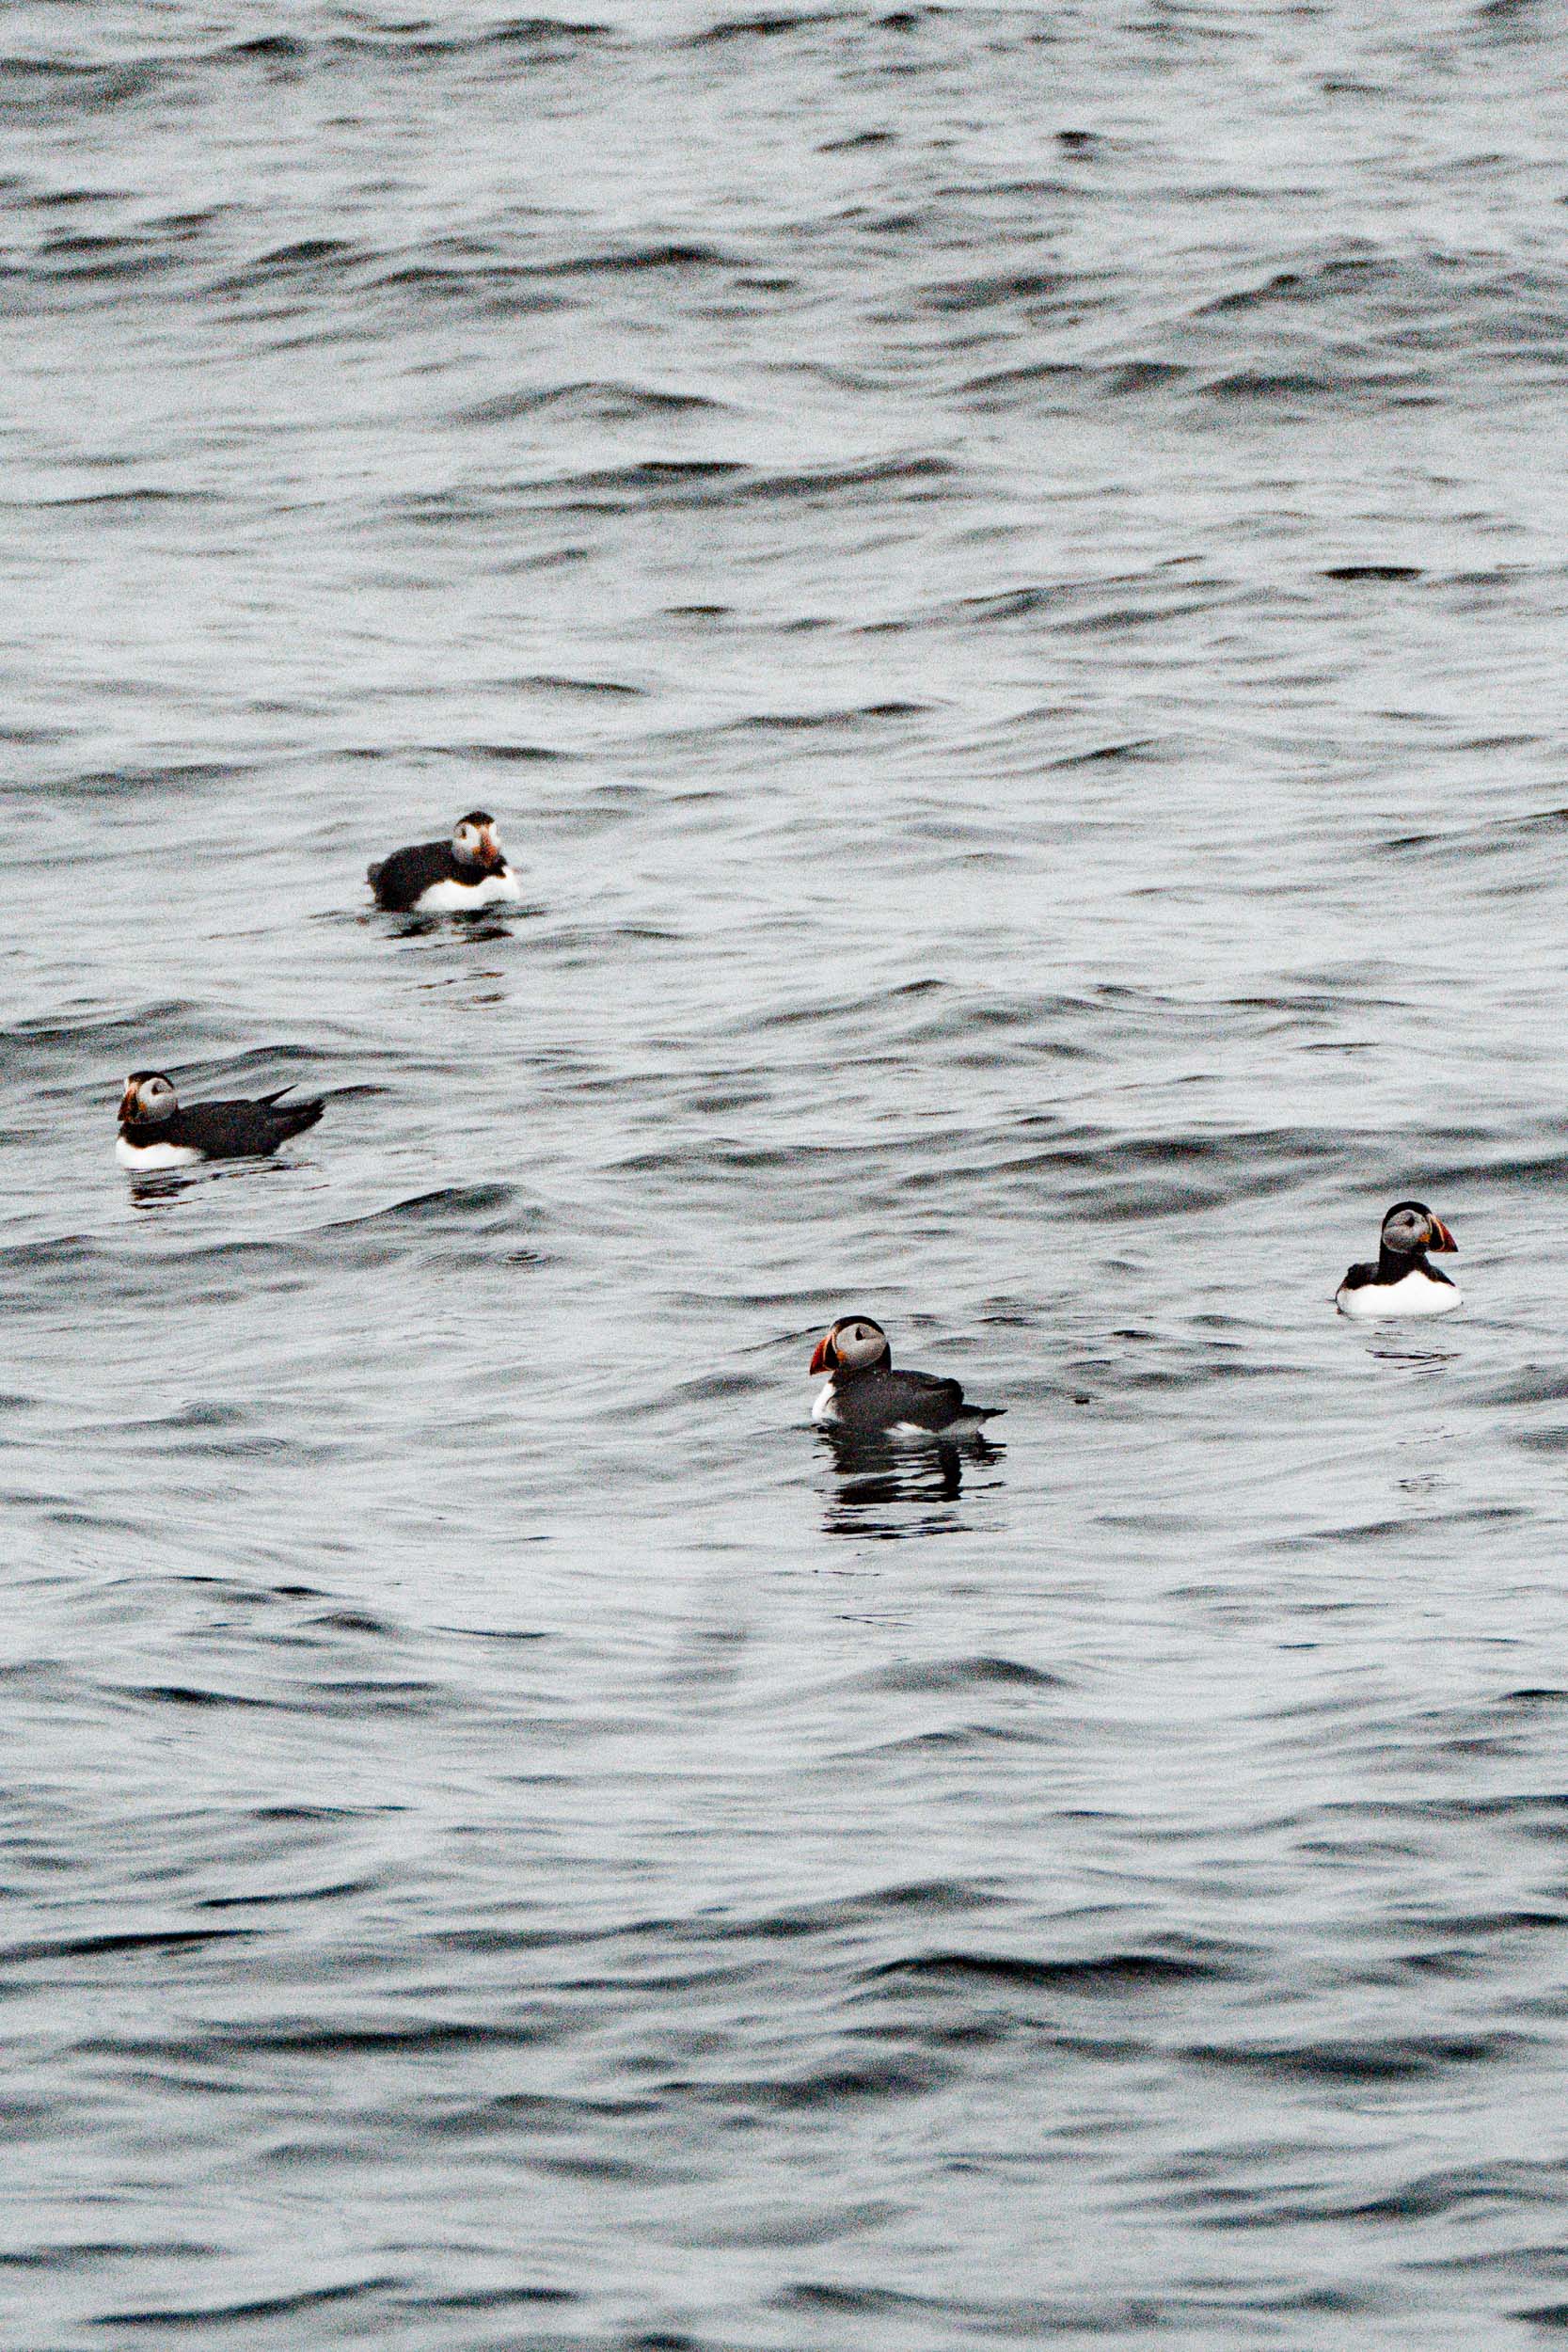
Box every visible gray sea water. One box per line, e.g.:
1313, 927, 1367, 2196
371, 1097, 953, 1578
7, 2, 1568, 2344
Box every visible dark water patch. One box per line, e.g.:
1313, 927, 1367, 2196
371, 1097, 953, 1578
0, 1235, 112, 1288
1297, 2160, 1568, 2225
196, 2016, 562, 2056
1323, 563, 1425, 580
1047, 734, 1164, 764
510, 674, 646, 699
1512, 1427, 1568, 1457
722, 453, 957, 505
10, 185, 131, 212
863, 1947, 1233, 1993
331, 16, 616, 57
0, 59, 161, 118
114, 1682, 299, 1713
525, 240, 729, 279
96, 2278, 395, 2329
776, 2280, 951, 2318
710, 1882, 999, 1943
14, 486, 218, 512
860, 1654, 1063, 1693
1197, 365, 1421, 407
926, 568, 1227, 636
51, 758, 242, 798
689, 9, 851, 40
29, 230, 189, 285
399, 464, 741, 524
322, 1182, 526, 1232
217, 32, 309, 60
197, 1876, 379, 1910
691, 2053, 954, 2111
726, 700, 927, 733
6, 1927, 257, 1964
214, 237, 365, 294
437, 1624, 549, 1644
304, 1607, 400, 1636
393, 2282, 578, 2310
1051, 591, 1236, 637
774, 2279, 1310, 2331
1188, 2032, 1535, 2084
426, 2088, 665, 2140
1471, 1366, 1568, 1406
116, 1674, 444, 1717
0, 2241, 213, 2271
920, 266, 1068, 312
458, 379, 727, 423
1097, 359, 1190, 395
2, 1001, 212, 1072
1196, 254, 1380, 316
531, 452, 954, 515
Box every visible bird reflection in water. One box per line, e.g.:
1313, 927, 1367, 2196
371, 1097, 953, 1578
391, 904, 537, 948
128, 1159, 294, 1213
1364, 1335, 1460, 1374
817, 1429, 1004, 1540
128, 1171, 197, 1212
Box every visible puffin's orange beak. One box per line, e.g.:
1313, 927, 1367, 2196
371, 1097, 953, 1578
1429, 1218, 1456, 1252
482, 830, 504, 868
809, 1334, 833, 1375
119, 1087, 137, 1121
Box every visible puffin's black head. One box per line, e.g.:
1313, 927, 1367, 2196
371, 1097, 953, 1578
451, 811, 506, 870
810, 1314, 890, 1376
120, 1071, 178, 1124
1382, 1200, 1456, 1257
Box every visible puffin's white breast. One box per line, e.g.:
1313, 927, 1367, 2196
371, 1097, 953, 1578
811, 1380, 841, 1425
1337, 1270, 1462, 1320
412, 870, 522, 913
116, 1136, 203, 1170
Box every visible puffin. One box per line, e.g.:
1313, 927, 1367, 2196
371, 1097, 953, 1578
1336, 1200, 1460, 1319
117, 1072, 325, 1169
367, 811, 521, 914
808, 1314, 1005, 1437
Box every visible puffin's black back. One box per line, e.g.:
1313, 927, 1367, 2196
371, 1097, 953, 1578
368, 839, 459, 911
830, 1362, 990, 1434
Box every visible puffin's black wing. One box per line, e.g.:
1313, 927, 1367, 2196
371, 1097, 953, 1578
893, 1371, 970, 1430
889, 1367, 1006, 1429
1338, 1260, 1378, 1294
834, 1367, 972, 1434
172, 1094, 325, 1158
368, 839, 451, 911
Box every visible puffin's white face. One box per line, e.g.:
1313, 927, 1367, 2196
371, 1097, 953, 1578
121, 1072, 177, 1123
452, 812, 505, 870
811, 1315, 889, 1375
1382, 1201, 1456, 1256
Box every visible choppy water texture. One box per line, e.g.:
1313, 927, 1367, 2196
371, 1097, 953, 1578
6, 1, 1568, 2343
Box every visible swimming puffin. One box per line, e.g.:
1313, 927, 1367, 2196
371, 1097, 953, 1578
1336, 1200, 1460, 1319
116, 1072, 325, 1169
808, 1314, 1005, 1437
367, 811, 521, 914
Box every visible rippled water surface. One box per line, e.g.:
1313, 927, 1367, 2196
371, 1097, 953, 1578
8, 1, 1568, 2343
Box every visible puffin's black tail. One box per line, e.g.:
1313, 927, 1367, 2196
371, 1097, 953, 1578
262, 1088, 325, 1139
